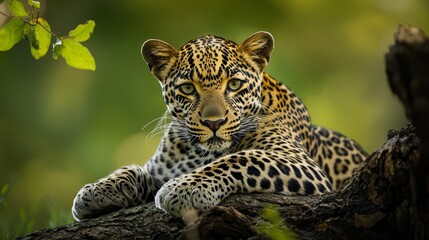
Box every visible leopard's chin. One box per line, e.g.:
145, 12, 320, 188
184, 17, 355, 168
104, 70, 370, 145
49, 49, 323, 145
198, 137, 232, 151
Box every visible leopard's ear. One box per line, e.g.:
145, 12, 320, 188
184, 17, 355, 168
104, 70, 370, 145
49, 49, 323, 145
239, 31, 274, 72
141, 39, 178, 82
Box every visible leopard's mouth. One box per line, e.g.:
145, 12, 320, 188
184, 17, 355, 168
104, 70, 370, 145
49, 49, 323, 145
198, 136, 232, 151
207, 136, 225, 147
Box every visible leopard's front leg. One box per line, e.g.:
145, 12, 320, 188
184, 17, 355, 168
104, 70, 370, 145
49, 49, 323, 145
155, 149, 333, 217
72, 165, 156, 221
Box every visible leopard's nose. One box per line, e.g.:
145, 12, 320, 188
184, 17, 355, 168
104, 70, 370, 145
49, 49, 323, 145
201, 118, 227, 132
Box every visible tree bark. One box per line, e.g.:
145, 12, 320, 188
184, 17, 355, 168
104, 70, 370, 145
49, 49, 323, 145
19, 24, 429, 240
385, 24, 429, 239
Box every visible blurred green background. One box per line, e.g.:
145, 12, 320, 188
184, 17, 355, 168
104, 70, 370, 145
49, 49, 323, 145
0, 0, 427, 238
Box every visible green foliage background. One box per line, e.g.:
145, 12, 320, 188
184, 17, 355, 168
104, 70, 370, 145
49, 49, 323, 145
0, 0, 427, 237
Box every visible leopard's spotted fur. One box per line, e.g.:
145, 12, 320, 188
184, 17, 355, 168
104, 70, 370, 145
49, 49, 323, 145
72, 32, 366, 220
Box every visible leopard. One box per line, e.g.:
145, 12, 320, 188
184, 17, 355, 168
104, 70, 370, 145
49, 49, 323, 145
71, 31, 367, 221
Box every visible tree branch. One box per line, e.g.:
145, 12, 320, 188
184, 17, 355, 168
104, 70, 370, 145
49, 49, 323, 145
385, 24, 429, 234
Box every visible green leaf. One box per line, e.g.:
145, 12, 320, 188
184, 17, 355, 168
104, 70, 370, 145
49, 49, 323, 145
53, 38, 96, 71
259, 205, 295, 240
27, 0, 40, 8
0, 17, 25, 51
9, 0, 29, 17
69, 20, 95, 42
24, 24, 39, 50
52, 38, 62, 60
27, 18, 51, 59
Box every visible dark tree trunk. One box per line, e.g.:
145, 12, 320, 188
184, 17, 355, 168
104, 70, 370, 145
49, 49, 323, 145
18, 24, 429, 240
385, 24, 429, 239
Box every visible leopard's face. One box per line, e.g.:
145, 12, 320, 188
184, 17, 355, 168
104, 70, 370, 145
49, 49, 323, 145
142, 32, 274, 151
162, 37, 264, 150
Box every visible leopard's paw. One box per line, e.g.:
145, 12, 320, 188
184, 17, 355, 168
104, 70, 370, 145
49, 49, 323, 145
71, 165, 155, 221
155, 175, 222, 217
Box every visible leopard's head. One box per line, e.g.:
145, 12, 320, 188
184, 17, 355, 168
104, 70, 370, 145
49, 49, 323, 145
142, 32, 274, 151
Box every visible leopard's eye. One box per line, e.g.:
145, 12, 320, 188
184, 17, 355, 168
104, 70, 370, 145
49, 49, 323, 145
178, 83, 196, 95
227, 79, 244, 92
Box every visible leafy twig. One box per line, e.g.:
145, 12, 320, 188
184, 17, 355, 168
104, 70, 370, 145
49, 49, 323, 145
0, 0, 96, 70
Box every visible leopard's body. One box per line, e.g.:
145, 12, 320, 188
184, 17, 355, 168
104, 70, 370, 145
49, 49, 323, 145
72, 32, 367, 220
